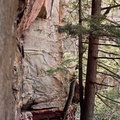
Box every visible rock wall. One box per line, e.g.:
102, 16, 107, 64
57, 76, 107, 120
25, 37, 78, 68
0, 0, 18, 119
0, 0, 78, 119
22, 19, 68, 111
19, 0, 69, 119
23, 19, 67, 109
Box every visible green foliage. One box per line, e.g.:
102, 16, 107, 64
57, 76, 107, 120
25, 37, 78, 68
58, 19, 120, 45
58, 23, 88, 37
46, 52, 78, 80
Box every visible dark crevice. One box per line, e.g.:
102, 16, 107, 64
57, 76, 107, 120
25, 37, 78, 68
17, 0, 26, 24
37, 2, 47, 19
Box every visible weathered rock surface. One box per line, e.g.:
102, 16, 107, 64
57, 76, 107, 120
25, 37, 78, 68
22, 18, 68, 111
0, 0, 77, 119
0, 0, 19, 119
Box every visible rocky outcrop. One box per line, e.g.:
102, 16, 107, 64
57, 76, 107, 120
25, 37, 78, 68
16, 0, 69, 119
22, 18, 68, 111
0, 0, 19, 119
0, 0, 78, 120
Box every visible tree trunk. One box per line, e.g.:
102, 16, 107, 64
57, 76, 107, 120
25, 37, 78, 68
78, 0, 84, 118
62, 76, 76, 120
81, 0, 101, 120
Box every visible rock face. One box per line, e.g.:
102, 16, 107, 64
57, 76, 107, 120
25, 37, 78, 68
0, 0, 76, 119
0, 0, 18, 119
22, 19, 68, 111
21, 0, 69, 115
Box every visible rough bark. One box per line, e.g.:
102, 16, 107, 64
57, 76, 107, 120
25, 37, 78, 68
0, 0, 18, 119
81, 0, 101, 120
78, 0, 84, 119
62, 76, 76, 120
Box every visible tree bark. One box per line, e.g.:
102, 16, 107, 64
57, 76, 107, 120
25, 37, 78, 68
81, 0, 101, 120
62, 76, 76, 120
78, 0, 84, 119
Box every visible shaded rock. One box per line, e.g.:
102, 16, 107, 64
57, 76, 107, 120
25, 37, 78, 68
22, 18, 68, 111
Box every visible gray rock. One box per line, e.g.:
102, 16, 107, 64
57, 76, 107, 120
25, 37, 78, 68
22, 19, 69, 111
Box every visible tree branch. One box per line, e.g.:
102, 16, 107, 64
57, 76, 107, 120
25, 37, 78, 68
99, 61, 119, 70
113, 59, 120, 67
98, 64, 120, 79
97, 95, 112, 109
112, 76, 120, 83
62, 76, 76, 120
97, 71, 116, 78
105, 18, 120, 25
103, 7, 111, 16
102, 4, 120, 16
97, 43, 120, 47
95, 57, 120, 59
113, 0, 119, 4
97, 71, 120, 83
101, 4, 120, 10
99, 50, 120, 56
83, 42, 120, 47
90, 81, 115, 87
97, 93, 120, 104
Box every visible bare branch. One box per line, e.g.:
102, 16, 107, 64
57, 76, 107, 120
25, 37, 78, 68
112, 76, 120, 83
97, 93, 120, 104
102, 4, 120, 16
97, 43, 120, 47
95, 57, 120, 59
105, 18, 120, 26
97, 71, 116, 78
97, 95, 112, 109
97, 71, 120, 83
101, 4, 120, 10
83, 42, 120, 47
113, 59, 120, 67
113, 0, 119, 4
99, 50, 120, 56
99, 61, 119, 70
98, 64, 120, 79
90, 81, 115, 87
103, 7, 111, 16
